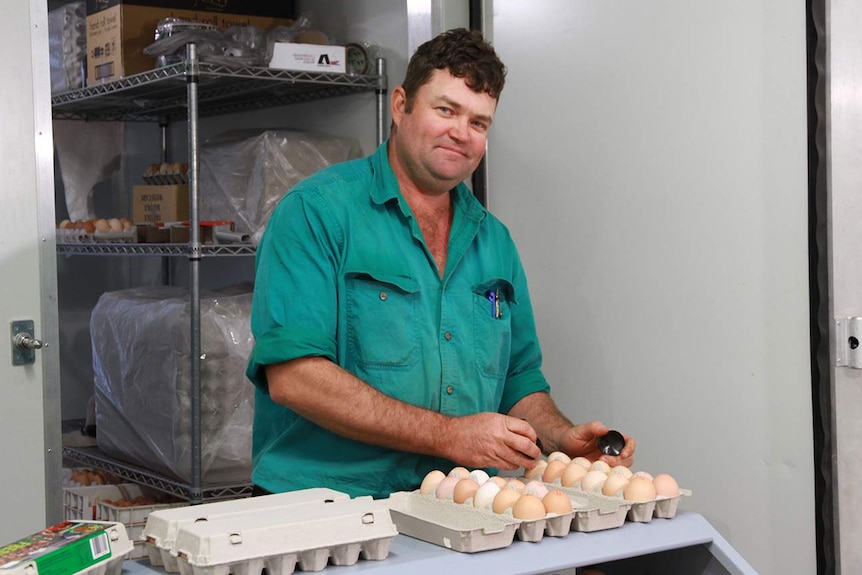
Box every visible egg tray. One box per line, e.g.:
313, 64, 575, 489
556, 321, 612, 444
56, 226, 137, 244
385, 490, 618, 553
148, 492, 396, 575
144, 488, 351, 573
542, 480, 693, 523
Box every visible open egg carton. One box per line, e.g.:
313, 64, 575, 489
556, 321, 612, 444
384, 490, 578, 553
0, 520, 133, 575
143, 163, 188, 185
56, 219, 136, 243
143, 488, 396, 575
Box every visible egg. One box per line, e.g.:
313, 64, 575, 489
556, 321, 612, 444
504, 478, 526, 492
611, 465, 633, 479
448, 466, 470, 479
633, 471, 654, 482
523, 480, 549, 499
512, 494, 546, 520
542, 490, 574, 515
524, 459, 548, 481
93, 219, 110, 232
420, 470, 445, 495
108, 218, 123, 232
572, 456, 592, 469
492, 489, 522, 514
468, 469, 490, 485
589, 460, 611, 474
435, 475, 460, 499
473, 481, 501, 510
542, 460, 568, 483
623, 477, 657, 502
652, 473, 680, 497
453, 478, 480, 504
488, 475, 509, 489
547, 451, 572, 465
601, 473, 630, 497
581, 470, 608, 493
561, 462, 588, 487
58, 219, 72, 229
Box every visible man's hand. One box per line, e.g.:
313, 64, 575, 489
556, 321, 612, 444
558, 421, 636, 467
443, 413, 542, 470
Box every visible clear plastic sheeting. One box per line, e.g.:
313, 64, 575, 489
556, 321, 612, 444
199, 130, 361, 245
91, 284, 254, 484
48, 1, 85, 94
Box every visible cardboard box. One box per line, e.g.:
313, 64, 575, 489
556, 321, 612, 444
269, 42, 347, 73
133, 184, 189, 224
86, 0, 294, 83
168, 220, 236, 244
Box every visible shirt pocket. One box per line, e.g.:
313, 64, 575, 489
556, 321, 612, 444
472, 278, 516, 378
345, 271, 421, 369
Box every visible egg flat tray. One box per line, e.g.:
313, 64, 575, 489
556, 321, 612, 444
143, 488, 350, 573
385, 491, 581, 552
171, 496, 397, 575
543, 481, 692, 524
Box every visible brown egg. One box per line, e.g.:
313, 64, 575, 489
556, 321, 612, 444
524, 459, 548, 481
453, 478, 480, 504
504, 478, 526, 492
633, 470, 654, 482
561, 462, 588, 487
58, 219, 71, 229
653, 473, 680, 497
589, 460, 611, 474
542, 490, 573, 515
420, 470, 445, 495
601, 473, 630, 497
512, 494, 546, 520
489, 476, 508, 488
492, 488, 522, 514
108, 218, 123, 232
611, 465, 633, 479
82, 220, 96, 234
623, 477, 657, 502
547, 451, 572, 465
542, 460, 567, 483
448, 466, 469, 479
572, 456, 592, 469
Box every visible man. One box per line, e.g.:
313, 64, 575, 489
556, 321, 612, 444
247, 28, 635, 498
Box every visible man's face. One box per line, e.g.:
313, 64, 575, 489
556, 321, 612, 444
391, 69, 497, 194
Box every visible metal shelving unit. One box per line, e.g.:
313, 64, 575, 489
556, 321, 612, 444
55, 45, 388, 503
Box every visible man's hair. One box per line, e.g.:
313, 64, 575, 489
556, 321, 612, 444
402, 28, 506, 110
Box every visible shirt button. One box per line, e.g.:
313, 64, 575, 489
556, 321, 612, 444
379, 292, 388, 301
446, 385, 454, 395
444, 332, 452, 341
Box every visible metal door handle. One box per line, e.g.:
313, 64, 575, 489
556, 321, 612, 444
14, 332, 43, 351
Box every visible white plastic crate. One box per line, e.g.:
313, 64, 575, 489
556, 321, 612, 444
144, 488, 350, 573
172, 496, 397, 575
63, 483, 187, 559
0, 520, 133, 575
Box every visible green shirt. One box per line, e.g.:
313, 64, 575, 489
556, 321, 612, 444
247, 142, 550, 499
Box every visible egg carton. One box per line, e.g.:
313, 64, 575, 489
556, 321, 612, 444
56, 226, 137, 244
143, 488, 351, 573
172, 496, 397, 575
385, 491, 576, 550
0, 521, 133, 575
544, 480, 691, 524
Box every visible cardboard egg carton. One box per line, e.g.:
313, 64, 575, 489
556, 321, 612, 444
0, 521, 133, 575
385, 490, 576, 551
143, 488, 350, 573
544, 480, 692, 524
160, 494, 396, 575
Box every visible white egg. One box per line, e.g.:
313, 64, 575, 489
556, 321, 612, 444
473, 481, 502, 510
468, 469, 490, 485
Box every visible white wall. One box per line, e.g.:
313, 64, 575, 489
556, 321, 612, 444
486, 2, 814, 574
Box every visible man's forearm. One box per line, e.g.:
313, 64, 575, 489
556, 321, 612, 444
266, 357, 452, 458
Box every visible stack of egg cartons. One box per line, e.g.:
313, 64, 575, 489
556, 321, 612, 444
143, 488, 397, 575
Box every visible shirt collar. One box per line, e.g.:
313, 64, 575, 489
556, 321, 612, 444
370, 140, 487, 224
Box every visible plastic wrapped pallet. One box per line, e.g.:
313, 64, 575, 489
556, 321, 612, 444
92, 284, 254, 484
198, 129, 362, 245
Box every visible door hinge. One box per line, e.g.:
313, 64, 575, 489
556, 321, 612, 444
835, 317, 862, 368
